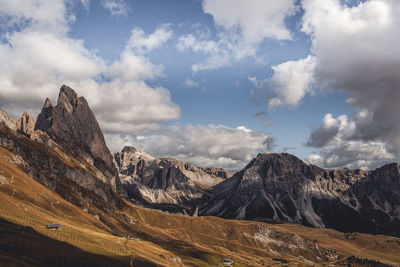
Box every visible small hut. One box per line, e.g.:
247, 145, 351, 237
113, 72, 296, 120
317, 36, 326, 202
46, 223, 62, 230
222, 257, 234, 266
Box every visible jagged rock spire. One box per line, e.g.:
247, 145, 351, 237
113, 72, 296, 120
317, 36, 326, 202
35, 85, 117, 178
15, 112, 36, 137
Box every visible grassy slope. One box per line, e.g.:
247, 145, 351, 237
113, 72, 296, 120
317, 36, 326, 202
1, 146, 400, 266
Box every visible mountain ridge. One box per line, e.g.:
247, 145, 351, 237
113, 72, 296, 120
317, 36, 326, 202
1, 85, 400, 265
199, 152, 400, 237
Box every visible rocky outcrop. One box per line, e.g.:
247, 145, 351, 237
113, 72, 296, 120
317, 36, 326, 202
114, 146, 231, 208
0, 123, 124, 211
14, 112, 36, 137
35, 85, 117, 181
200, 152, 400, 237
0, 108, 16, 129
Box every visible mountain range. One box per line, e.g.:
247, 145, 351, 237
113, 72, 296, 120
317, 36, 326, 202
1, 85, 399, 266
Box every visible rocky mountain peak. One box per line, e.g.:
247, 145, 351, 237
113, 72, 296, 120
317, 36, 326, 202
35, 85, 117, 179
0, 108, 16, 129
121, 146, 139, 153
15, 112, 36, 137
200, 150, 400, 237
44, 97, 53, 108
242, 152, 312, 181
58, 85, 80, 112
253, 152, 305, 166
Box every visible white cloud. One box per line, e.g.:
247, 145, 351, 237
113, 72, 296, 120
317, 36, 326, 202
306, 112, 396, 169
301, 0, 400, 154
177, 0, 297, 72
236, 126, 252, 133
102, 0, 129, 17
127, 24, 172, 54
268, 55, 317, 107
306, 141, 395, 170
261, 0, 400, 168
105, 125, 273, 170
0, 0, 179, 135
202, 0, 296, 43
0, 0, 71, 33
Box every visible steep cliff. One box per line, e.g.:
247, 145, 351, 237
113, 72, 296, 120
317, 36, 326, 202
35, 85, 117, 180
200, 152, 400, 237
114, 146, 232, 209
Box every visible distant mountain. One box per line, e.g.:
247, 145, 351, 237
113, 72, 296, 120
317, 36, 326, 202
114, 146, 232, 212
199, 152, 400, 237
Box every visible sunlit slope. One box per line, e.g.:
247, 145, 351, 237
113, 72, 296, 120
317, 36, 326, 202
1, 146, 400, 266
0, 147, 183, 267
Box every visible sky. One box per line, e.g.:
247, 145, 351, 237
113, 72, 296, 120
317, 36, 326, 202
0, 0, 399, 171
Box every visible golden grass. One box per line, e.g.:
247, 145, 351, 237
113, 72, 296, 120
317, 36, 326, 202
1, 145, 400, 266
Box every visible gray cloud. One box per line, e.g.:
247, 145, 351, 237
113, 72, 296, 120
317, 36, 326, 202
263, 0, 400, 169
306, 112, 396, 170
306, 113, 341, 148
105, 125, 274, 170
306, 140, 395, 170
253, 111, 271, 126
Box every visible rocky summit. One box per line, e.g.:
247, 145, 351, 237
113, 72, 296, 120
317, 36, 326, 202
0, 108, 16, 129
14, 112, 36, 137
199, 152, 400, 237
35, 85, 117, 180
114, 146, 231, 211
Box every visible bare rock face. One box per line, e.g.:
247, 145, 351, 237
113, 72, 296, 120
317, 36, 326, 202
14, 112, 36, 137
0, 108, 16, 129
114, 146, 231, 210
200, 152, 400, 237
35, 85, 117, 179
0, 123, 124, 211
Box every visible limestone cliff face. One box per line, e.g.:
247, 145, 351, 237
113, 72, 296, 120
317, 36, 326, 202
35, 85, 117, 180
114, 146, 232, 207
14, 112, 36, 137
0, 121, 124, 211
200, 152, 400, 237
0, 108, 16, 129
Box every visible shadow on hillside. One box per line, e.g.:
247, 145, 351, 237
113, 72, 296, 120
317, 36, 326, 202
0, 218, 157, 267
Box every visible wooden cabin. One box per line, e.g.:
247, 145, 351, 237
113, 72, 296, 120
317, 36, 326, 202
46, 223, 62, 229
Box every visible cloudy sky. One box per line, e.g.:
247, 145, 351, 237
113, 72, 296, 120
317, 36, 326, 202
0, 0, 399, 170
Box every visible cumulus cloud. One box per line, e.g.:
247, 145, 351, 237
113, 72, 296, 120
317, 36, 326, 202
306, 141, 395, 170
126, 24, 172, 54
105, 125, 274, 170
303, 0, 400, 154
0, 0, 71, 33
306, 112, 396, 169
307, 113, 348, 148
177, 0, 297, 72
0, 1, 179, 135
262, 0, 400, 168
268, 55, 317, 107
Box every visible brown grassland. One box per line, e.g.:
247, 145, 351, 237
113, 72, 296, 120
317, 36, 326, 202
0, 146, 400, 266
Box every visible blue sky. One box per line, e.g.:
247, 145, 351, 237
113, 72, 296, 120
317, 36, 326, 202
1, 0, 399, 170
